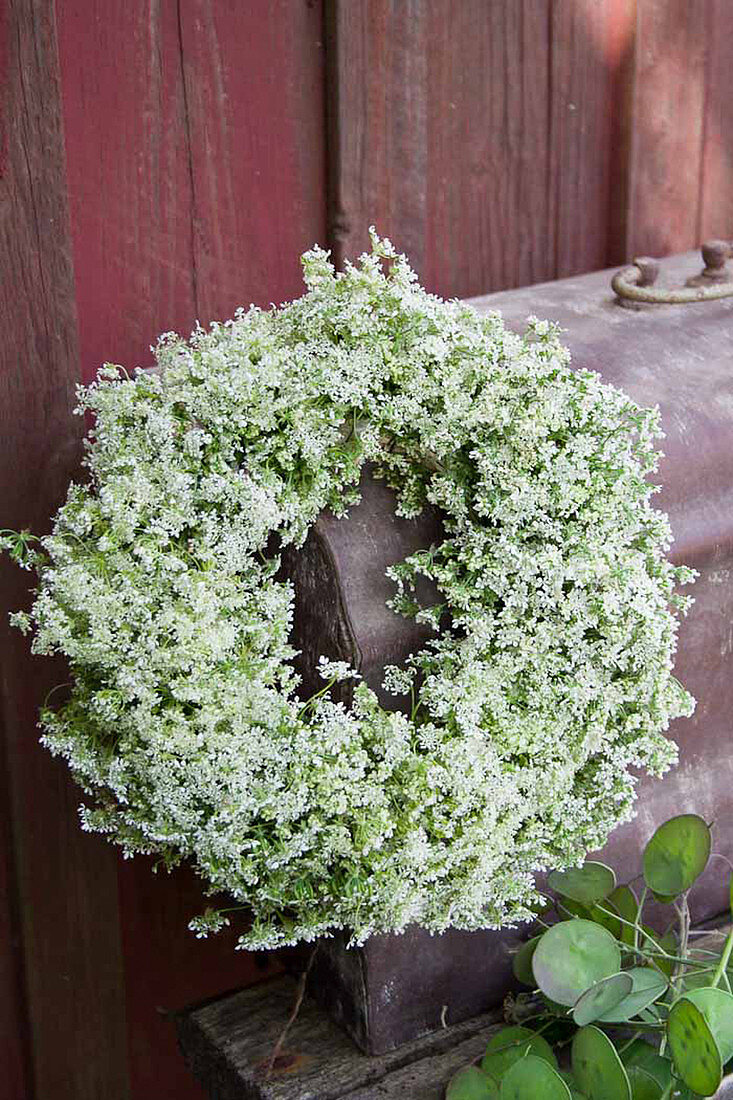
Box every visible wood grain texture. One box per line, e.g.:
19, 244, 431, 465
327, 0, 428, 274
329, 1, 647, 299
0, 2, 130, 1098
549, 0, 637, 275
699, 0, 733, 241
426, 0, 553, 296
56, 3, 327, 1096
177, 0, 328, 325
177, 974, 501, 1100
627, 0, 708, 257
58, 0, 327, 384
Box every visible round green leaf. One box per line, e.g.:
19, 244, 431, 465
512, 936, 540, 986
572, 972, 633, 1026
642, 814, 711, 898
548, 862, 617, 906
626, 1065, 662, 1100
607, 885, 638, 946
447, 1065, 499, 1100
558, 898, 592, 921
481, 1026, 557, 1079
558, 1073, 590, 1100
499, 1056, 571, 1100
683, 987, 733, 1063
597, 967, 668, 1023
572, 1025, 631, 1100
533, 920, 622, 1007
621, 1040, 671, 1093
667, 996, 722, 1097
587, 899, 621, 940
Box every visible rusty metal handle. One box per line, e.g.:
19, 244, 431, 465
612, 240, 733, 304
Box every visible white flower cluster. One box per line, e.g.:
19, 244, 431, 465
11, 230, 694, 950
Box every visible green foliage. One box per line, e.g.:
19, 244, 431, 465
667, 998, 722, 1096
643, 815, 712, 900
446, 813, 733, 1100
2, 232, 696, 952
548, 862, 616, 907
572, 1026, 631, 1100
511, 935, 541, 986
447, 1065, 499, 1099
596, 968, 667, 1024
532, 920, 622, 1007
625, 1064, 663, 1100
499, 1055, 571, 1099
572, 972, 633, 1026
480, 1026, 557, 1079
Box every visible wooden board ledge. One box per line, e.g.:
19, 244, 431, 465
175, 974, 503, 1100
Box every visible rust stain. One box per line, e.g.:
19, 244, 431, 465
254, 1051, 312, 1077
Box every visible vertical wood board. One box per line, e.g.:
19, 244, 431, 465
0, 2, 130, 1098
626, 0, 708, 257
699, 0, 733, 241
329, 0, 650, 300
56, 2, 327, 1096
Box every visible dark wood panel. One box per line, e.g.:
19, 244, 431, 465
56, 3, 327, 1096
627, 0, 708, 257
58, 0, 327, 385
0, 2, 130, 1098
117, 858, 280, 1100
699, 0, 733, 240
426, 0, 553, 296
549, 0, 637, 276
328, 1, 645, 300
57, 0, 197, 383
0, 741, 30, 1100
178, 0, 328, 324
327, 0, 429, 276
329, 0, 555, 297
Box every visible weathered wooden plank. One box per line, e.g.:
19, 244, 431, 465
425, 0, 553, 296
327, 0, 428, 275
58, 0, 328, 385
549, 0, 637, 275
178, 0, 328, 324
0, 2, 130, 1097
627, 0, 708, 257
57, 0, 197, 382
330, 0, 556, 297
179, 930, 733, 1099
177, 974, 501, 1100
329, 1, 642, 299
604, 0, 638, 264
699, 0, 733, 240
56, 3, 327, 1095
0, 752, 31, 1100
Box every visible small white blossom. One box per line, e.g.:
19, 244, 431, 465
317, 656, 361, 682
2, 233, 694, 951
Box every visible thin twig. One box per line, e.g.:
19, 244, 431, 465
265, 946, 319, 1077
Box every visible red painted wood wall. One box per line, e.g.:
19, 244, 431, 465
2, 2, 733, 1098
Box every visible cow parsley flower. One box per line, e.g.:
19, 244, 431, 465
5, 230, 694, 951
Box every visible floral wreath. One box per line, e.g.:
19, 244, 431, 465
5, 232, 694, 950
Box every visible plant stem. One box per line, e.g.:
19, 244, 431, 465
711, 930, 733, 990
672, 893, 690, 1001
264, 946, 318, 1077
